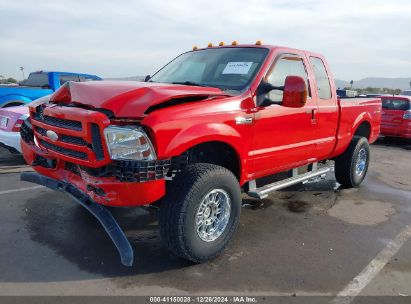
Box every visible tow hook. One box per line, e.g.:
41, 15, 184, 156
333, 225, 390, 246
20, 172, 134, 266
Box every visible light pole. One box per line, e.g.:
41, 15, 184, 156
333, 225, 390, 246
20, 67, 25, 80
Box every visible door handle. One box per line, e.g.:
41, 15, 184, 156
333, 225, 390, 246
306, 109, 317, 115
305, 109, 318, 123
310, 109, 318, 124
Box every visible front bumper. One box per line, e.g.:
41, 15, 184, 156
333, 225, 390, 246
0, 129, 21, 153
21, 138, 167, 207
21, 171, 134, 266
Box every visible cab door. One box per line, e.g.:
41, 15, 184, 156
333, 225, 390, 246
308, 56, 338, 160
250, 53, 319, 177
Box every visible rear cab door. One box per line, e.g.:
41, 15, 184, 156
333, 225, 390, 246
307, 55, 339, 159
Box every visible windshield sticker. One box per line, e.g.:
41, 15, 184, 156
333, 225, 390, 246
222, 62, 253, 75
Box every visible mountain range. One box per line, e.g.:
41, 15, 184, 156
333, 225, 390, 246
335, 77, 411, 90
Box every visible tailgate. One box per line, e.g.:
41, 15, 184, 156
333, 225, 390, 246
381, 109, 404, 127
381, 98, 410, 128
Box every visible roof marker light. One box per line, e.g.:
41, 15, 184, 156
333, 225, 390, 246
193, 45, 198, 50
207, 42, 213, 47
255, 40, 262, 45
231, 41, 238, 45
219, 42, 224, 46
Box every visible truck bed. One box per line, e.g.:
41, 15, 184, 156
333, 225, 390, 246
331, 97, 382, 158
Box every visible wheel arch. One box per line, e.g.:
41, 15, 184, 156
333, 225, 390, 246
330, 114, 373, 159
353, 120, 371, 140
160, 123, 248, 184
0, 95, 32, 107
180, 140, 243, 182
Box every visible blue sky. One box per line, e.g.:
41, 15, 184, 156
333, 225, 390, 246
1, 0, 410, 80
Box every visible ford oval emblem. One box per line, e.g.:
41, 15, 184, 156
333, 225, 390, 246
46, 130, 59, 142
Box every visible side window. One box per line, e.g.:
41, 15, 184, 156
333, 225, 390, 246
23, 73, 49, 87
267, 56, 310, 103
310, 57, 332, 99
59, 75, 80, 85
79, 76, 98, 82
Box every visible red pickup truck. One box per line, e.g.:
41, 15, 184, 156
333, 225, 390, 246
20, 43, 381, 266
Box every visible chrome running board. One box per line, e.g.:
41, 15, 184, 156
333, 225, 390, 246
248, 165, 332, 199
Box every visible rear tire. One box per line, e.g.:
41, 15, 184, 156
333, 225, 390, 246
159, 163, 241, 263
334, 136, 370, 188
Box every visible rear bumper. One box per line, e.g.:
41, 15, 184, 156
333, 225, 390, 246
0, 130, 21, 153
21, 171, 134, 266
21, 139, 166, 207
381, 124, 411, 139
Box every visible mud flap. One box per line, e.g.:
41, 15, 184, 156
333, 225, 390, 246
20, 172, 134, 267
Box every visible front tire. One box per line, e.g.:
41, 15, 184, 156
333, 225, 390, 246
159, 163, 241, 263
334, 136, 370, 188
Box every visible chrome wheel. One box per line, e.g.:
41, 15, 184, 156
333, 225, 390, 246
195, 189, 231, 242
355, 148, 367, 176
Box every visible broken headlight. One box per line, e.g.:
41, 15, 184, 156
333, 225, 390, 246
103, 126, 156, 161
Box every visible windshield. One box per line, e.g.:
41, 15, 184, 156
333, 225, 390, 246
149, 47, 269, 93
20, 72, 49, 87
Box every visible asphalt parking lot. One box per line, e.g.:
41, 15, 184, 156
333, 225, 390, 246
0, 139, 410, 299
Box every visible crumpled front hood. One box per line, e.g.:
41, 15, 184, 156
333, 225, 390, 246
51, 81, 226, 117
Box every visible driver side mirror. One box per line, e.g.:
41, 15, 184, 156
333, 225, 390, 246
256, 82, 283, 106
282, 75, 307, 108
256, 75, 307, 108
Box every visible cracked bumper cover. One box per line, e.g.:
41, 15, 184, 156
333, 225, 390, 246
21, 171, 134, 266
20, 138, 166, 207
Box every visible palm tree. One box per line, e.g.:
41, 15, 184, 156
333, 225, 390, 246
350, 80, 354, 89
20, 67, 25, 80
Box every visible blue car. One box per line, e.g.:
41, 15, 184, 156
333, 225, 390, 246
0, 71, 102, 107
